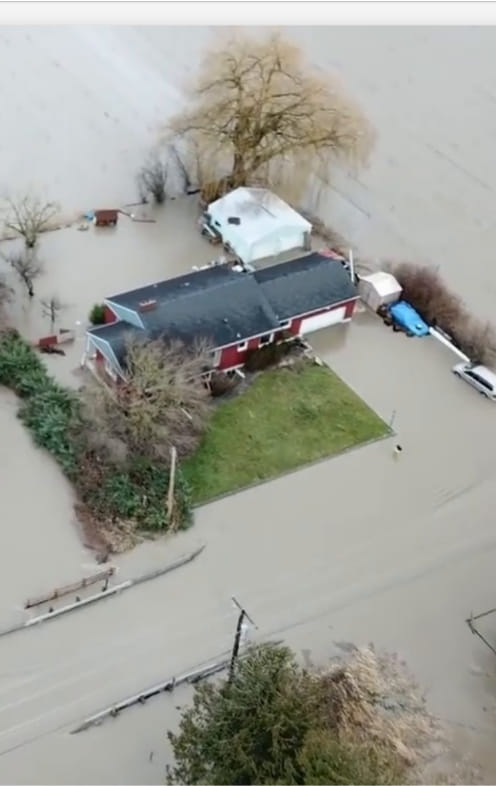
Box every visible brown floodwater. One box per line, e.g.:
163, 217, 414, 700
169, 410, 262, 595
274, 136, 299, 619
2, 25, 496, 785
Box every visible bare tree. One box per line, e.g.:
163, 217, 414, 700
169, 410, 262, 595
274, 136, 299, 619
391, 261, 496, 366
137, 151, 169, 204
167, 32, 375, 199
82, 337, 212, 462
392, 263, 462, 331
41, 295, 66, 333
5, 196, 59, 248
5, 250, 43, 298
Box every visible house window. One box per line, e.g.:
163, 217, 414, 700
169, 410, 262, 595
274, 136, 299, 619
237, 341, 248, 352
279, 320, 291, 330
259, 333, 273, 346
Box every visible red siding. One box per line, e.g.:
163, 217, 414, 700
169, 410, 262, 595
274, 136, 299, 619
219, 336, 260, 370
212, 298, 358, 372
344, 299, 356, 318
104, 305, 117, 324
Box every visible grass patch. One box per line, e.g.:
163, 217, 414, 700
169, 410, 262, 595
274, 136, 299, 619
182, 362, 389, 504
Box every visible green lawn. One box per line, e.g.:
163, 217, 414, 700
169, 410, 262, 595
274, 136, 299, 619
182, 362, 389, 504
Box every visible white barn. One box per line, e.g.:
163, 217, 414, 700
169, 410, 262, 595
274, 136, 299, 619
207, 187, 312, 265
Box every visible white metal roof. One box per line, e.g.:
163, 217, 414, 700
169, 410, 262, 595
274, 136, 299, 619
360, 271, 401, 296
208, 187, 311, 243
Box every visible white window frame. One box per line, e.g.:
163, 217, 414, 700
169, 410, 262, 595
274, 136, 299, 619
104, 358, 118, 382
237, 340, 248, 352
279, 320, 291, 329
259, 333, 274, 346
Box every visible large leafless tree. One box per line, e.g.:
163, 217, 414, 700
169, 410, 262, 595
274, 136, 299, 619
5, 196, 59, 248
168, 32, 375, 200
82, 337, 212, 462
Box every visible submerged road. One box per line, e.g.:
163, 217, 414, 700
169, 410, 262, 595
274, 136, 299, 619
1, 317, 496, 783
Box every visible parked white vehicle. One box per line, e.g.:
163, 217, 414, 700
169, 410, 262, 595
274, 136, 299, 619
452, 362, 496, 400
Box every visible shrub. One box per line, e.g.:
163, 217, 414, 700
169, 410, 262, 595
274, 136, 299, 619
244, 340, 293, 372
392, 263, 461, 331
209, 371, 240, 398
89, 303, 106, 325
97, 458, 193, 531
392, 262, 496, 366
0, 332, 193, 539
18, 385, 80, 475
0, 330, 47, 390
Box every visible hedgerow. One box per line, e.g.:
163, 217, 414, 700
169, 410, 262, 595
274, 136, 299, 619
0, 330, 193, 541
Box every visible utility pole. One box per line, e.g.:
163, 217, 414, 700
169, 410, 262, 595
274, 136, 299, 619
167, 445, 177, 524
228, 596, 256, 683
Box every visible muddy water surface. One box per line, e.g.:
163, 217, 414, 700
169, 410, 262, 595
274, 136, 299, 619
1, 25, 496, 785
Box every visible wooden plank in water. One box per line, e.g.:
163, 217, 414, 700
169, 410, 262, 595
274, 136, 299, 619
24, 567, 116, 609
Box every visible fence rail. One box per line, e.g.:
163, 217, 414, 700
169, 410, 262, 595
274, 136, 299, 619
0, 545, 205, 640
71, 639, 284, 734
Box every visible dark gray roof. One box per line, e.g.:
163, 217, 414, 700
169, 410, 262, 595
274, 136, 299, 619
107, 266, 237, 310
88, 321, 143, 365
92, 255, 357, 370
254, 252, 358, 321
104, 266, 279, 352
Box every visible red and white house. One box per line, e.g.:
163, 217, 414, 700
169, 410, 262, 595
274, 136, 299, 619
83, 252, 359, 384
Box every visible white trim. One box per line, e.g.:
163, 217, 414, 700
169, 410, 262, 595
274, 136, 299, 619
104, 299, 145, 329
236, 340, 248, 352
279, 320, 291, 330
298, 305, 348, 336
285, 295, 359, 324
259, 333, 274, 346
212, 297, 358, 353
219, 360, 247, 373
86, 334, 126, 380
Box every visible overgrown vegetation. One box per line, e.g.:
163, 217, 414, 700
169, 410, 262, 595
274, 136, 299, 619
244, 336, 294, 372
167, 32, 374, 202
208, 370, 241, 398
392, 262, 496, 366
0, 331, 196, 549
88, 302, 106, 325
137, 150, 169, 204
182, 360, 388, 503
81, 337, 212, 463
166, 643, 445, 785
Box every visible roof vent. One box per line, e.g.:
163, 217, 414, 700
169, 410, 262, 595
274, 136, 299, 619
139, 299, 157, 312
223, 317, 229, 323
228, 216, 241, 225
